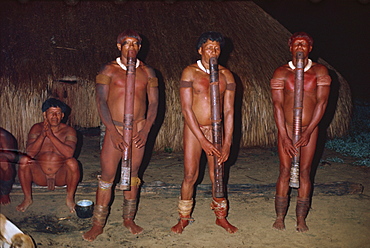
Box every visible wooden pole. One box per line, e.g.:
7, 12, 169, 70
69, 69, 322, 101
209, 56, 224, 198
289, 51, 304, 188
117, 49, 137, 190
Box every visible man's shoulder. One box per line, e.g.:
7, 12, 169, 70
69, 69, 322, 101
184, 63, 198, 70
138, 62, 155, 77
272, 64, 290, 77
98, 61, 119, 76
219, 65, 232, 74
311, 62, 328, 72
61, 123, 76, 132
28, 122, 43, 134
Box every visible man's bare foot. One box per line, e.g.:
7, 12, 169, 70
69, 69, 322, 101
66, 199, 76, 213
272, 217, 286, 230
296, 217, 309, 232
0, 195, 11, 205
171, 219, 191, 234
82, 225, 103, 242
16, 199, 33, 212
123, 219, 143, 235
215, 218, 238, 233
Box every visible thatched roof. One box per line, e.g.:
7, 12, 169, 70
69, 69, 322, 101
0, 1, 352, 152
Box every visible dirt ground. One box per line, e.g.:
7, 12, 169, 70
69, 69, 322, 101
1, 135, 370, 248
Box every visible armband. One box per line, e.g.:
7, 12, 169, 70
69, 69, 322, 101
29, 134, 39, 139
96, 74, 111, 85
148, 77, 158, 87
66, 135, 77, 143
97, 175, 113, 190
270, 79, 284, 90
131, 177, 141, 187
317, 75, 331, 86
226, 83, 236, 91
180, 80, 193, 88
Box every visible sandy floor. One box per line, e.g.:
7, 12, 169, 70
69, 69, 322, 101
1, 135, 370, 248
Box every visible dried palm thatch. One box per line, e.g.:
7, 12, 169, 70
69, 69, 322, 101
0, 1, 351, 152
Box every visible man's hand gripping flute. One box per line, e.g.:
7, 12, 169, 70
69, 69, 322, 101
209, 57, 224, 198
289, 51, 304, 188
118, 49, 136, 190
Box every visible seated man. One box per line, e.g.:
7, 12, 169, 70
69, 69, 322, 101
0, 127, 18, 205
16, 98, 80, 213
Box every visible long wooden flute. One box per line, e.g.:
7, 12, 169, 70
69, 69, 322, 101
289, 51, 304, 188
117, 49, 137, 191
209, 57, 224, 198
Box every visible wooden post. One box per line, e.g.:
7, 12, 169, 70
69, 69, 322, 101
117, 49, 136, 190
289, 51, 304, 188
209, 56, 224, 198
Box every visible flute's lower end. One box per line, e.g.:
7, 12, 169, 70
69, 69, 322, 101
117, 184, 131, 191
214, 192, 224, 198
289, 181, 299, 188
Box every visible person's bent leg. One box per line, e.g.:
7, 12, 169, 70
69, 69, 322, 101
63, 158, 80, 212
16, 156, 36, 212
0, 159, 15, 205
0, 178, 14, 205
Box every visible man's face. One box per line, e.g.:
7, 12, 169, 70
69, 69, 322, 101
117, 37, 141, 58
43, 107, 64, 126
290, 37, 312, 58
198, 40, 221, 61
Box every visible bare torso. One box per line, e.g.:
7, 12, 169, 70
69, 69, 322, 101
279, 63, 322, 127
28, 123, 74, 175
102, 61, 149, 132
187, 63, 228, 126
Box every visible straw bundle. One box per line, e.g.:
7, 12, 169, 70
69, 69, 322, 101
0, 1, 352, 152
0, 78, 48, 152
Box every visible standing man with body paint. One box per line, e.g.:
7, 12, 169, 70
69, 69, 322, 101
171, 31, 238, 234
270, 32, 331, 232
83, 30, 158, 241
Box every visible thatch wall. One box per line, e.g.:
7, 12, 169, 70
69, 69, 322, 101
0, 1, 352, 152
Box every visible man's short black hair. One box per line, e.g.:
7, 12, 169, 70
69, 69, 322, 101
288, 32, 314, 47
196, 31, 225, 50
117, 29, 142, 45
42, 98, 67, 113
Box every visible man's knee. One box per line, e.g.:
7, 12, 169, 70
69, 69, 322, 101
18, 155, 32, 169
65, 158, 78, 170
279, 165, 290, 178
183, 173, 197, 185
0, 161, 11, 171
299, 167, 311, 180
64, 158, 80, 180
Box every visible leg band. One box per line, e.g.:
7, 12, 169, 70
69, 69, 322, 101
123, 199, 137, 220
275, 195, 289, 218
97, 175, 113, 190
178, 198, 194, 222
296, 197, 310, 219
130, 177, 141, 187
0, 179, 13, 195
210, 198, 228, 219
92, 205, 109, 227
